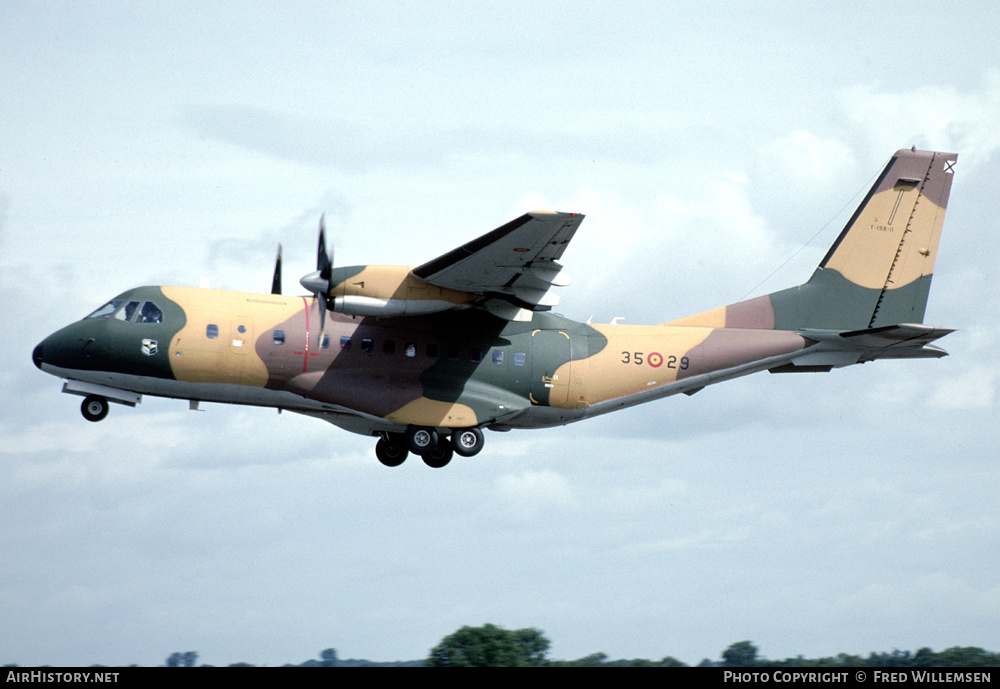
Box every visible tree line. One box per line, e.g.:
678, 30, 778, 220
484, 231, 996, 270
7, 626, 998, 667
424, 627, 1000, 668
169, 627, 1000, 667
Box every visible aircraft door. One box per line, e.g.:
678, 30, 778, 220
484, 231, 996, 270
229, 316, 254, 355
530, 329, 571, 406
225, 316, 255, 383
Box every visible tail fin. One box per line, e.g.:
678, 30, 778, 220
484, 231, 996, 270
667, 148, 958, 332
772, 147, 957, 331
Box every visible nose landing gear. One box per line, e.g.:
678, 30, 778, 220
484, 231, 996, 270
81, 395, 110, 422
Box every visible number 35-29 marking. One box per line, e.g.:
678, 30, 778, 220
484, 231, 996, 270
622, 351, 689, 370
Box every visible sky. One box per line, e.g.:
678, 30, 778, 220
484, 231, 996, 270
2, 0, 999, 667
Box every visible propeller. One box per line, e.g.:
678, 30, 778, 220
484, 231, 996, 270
299, 214, 334, 347
270, 244, 283, 295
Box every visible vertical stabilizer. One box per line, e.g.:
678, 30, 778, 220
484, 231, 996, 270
789, 147, 957, 330
667, 149, 957, 332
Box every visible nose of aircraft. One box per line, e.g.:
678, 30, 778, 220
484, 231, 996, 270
33, 341, 44, 369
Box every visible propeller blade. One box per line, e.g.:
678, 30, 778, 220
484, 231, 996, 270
317, 214, 332, 280
318, 300, 327, 349
303, 214, 335, 349
300, 214, 335, 296
271, 243, 283, 295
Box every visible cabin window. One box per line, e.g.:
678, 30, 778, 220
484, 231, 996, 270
361, 338, 374, 353
426, 343, 439, 358
383, 340, 396, 355
206, 324, 219, 339
340, 336, 351, 351
273, 330, 286, 345
447, 346, 460, 361
470, 348, 482, 363
321, 334, 331, 349
492, 350, 504, 365
513, 351, 526, 367
405, 343, 416, 358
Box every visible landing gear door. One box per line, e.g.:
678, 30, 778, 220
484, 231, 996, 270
530, 329, 571, 407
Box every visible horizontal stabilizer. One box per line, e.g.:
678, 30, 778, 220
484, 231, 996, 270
800, 322, 952, 348
838, 323, 954, 348
801, 323, 953, 361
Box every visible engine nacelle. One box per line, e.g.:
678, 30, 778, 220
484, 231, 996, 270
303, 262, 564, 320
319, 265, 475, 317
331, 295, 457, 317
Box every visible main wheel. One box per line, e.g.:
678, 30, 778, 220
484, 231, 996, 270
375, 437, 409, 467
405, 425, 438, 454
421, 440, 454, 468
81, 395, 109, 422
451, 428, 485, 457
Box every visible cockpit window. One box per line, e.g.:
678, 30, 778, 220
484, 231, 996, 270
136, 302, 163, 323
86, 300, 126, 319
115, 301, 141, 321
87, 299, 164, 323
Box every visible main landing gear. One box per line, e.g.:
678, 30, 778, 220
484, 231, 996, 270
375, 425, 485, 468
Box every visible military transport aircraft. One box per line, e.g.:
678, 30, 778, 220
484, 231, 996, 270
33, 148, 957, 467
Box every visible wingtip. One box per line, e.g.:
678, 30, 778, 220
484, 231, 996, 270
527, 210, 585, 219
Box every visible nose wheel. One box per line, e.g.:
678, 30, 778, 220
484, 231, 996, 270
81, 395, 110, 422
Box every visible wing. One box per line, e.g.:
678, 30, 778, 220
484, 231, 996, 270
411, 211, 584, 321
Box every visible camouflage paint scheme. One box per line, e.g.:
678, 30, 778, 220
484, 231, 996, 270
33, 148, 957, 465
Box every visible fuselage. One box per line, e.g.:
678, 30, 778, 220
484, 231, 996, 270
33, 285, 812, 437
30, 149, 958, 466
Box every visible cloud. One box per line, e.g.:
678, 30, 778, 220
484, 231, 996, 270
759, 130, 855, 185
840, 70, 1000, 169
495, 470, 576, 518
5, 2, 1000, 667
181, 105, 673, 175
928, 364, 999, 410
